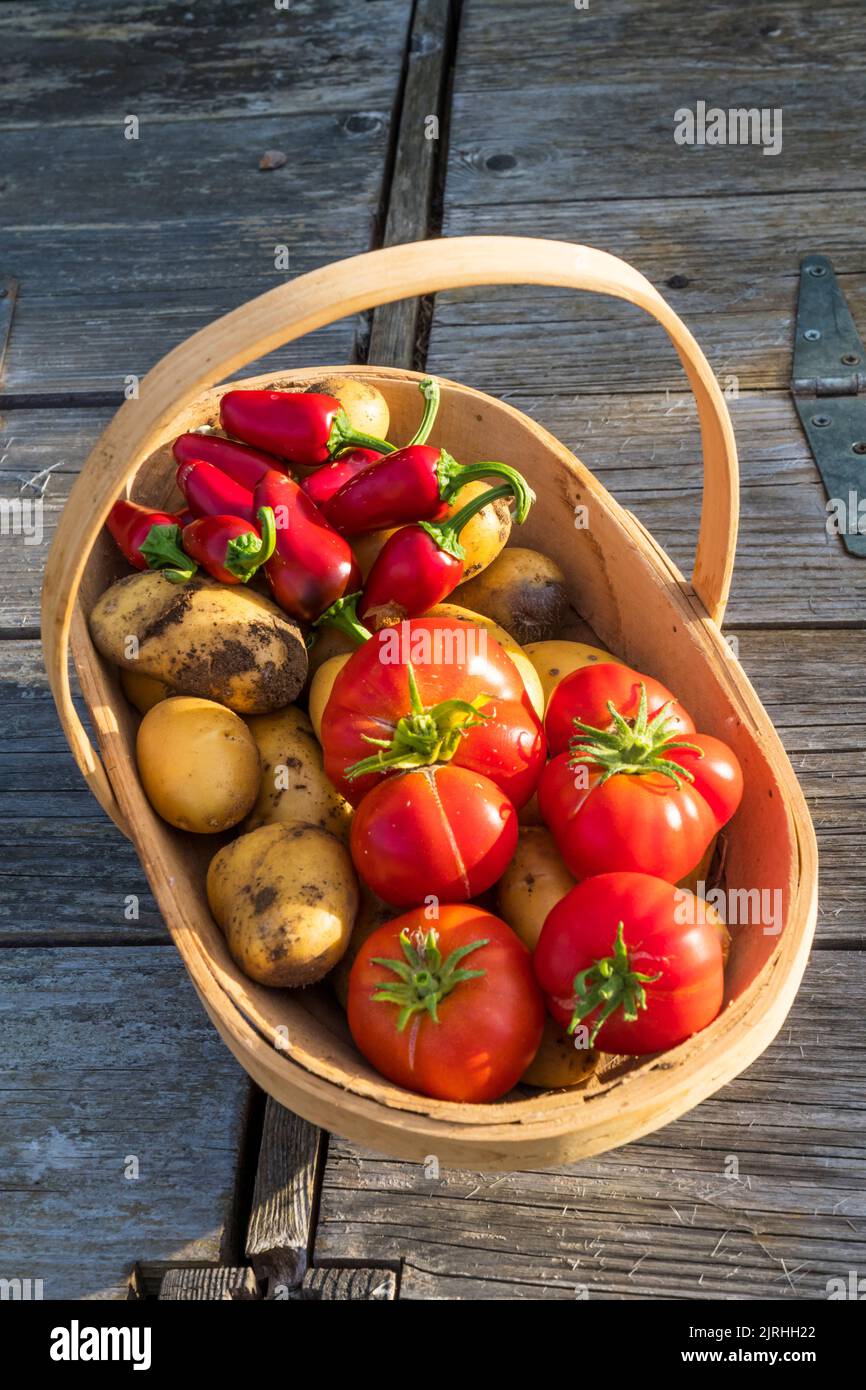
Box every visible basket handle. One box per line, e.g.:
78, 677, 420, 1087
43, 236, 738, 829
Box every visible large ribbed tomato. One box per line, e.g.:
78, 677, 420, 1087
321, 616, 544, 808
534, 872, 725, 1055
348, 904, 545, 1101
350, 763, 518, 907
539, 662, 743, 883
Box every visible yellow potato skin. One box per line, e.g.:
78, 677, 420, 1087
454, 547, 568, 645
136, 697, 261, 833
90, 572, 307, 713
207, 823, 359, 988
302, 375, 390, 440
497, 827, 576, 951
523, 639, 622, 711
120, 667, 170, 714
244, 705, 352, 840
521, 1016, 598, 1089
308, 654, 351, 742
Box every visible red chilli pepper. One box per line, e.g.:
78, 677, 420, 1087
173, 432, 287, 491
330, 480, 532, 633
300, 447, 383, 512
320, 378, 531, 536
107, 499, 197, 582
181, 506, 277, 585
176, 459, 255, 524
253, 470, 361, 623
220, 389, 395, 468
301, 378, 440, 512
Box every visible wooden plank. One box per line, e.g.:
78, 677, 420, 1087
427, 192, 866, 396
245, 1099, 324, 1294
301, 1267, 397, 1301
0, 640, 163, 941
368, 0, 454, 368
454, 0, 866, 89
0, 116, 389, 394
0, 946, 253, 1300
159, 1266, 260, 1301
313, 951, 866, 1299
0, 0, 413, 124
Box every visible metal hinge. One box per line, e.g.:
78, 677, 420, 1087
792, 254, 866, 557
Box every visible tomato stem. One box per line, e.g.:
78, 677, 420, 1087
568, 682, 703, 787
370, 927, 489, 1030
343, 661, 490, 779
568, 921, 661, 1046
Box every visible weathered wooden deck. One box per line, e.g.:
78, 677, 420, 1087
1, 0, 864, 1299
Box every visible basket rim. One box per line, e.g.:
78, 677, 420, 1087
69, 364, 819, 1157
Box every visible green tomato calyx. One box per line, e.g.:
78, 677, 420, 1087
568, 922, 662, 1045
371, 928, 489, 1030
568, 681, 703, 788
343, 661, 490, 779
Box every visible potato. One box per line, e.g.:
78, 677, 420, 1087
309, 654, 351, 741
306, 623, 357, 683
303, 375, 390, 440
331, 885, 394, 1009
497, 827, 576, 950
447, 479, 513, 581
521, 1017, 598, 1090
454, 548, 568, 645
427, 603, 544, 717
90, 572, 307, 713
207, 823, 358, 987
120, 667, 170, 714
524, 639, 623, 711
518, 791, 543, 827
137, 697, 260, 833
244, 705, 352, 840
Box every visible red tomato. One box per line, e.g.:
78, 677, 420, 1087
538, 664, 743, 883
534, 872, 725, 1054
348, 904, 545, 1101
350, 764, 518, 907
545, 661, 695, 757
321, 617, 542, 807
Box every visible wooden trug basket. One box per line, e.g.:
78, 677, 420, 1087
42, 238, 818, 1171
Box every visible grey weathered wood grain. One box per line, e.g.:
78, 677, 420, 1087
314, 952, 866, 1300
159, 1266, 260, 1301
0, 0, 413, 124
301, 1267, 398, 1301
245, 1099, 324, 1293
0, 947, 253, 1299
368, 0, 454, 368
455, 0, 866, 88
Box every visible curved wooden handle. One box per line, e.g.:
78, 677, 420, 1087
42, 236, 738, 828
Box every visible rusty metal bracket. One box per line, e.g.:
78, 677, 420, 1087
792, 254, 866, 557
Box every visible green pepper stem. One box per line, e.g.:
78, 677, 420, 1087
370, 927, 489, 1030
224, 505, 277, 581
309, 590, 371, 648
328, 407, 395, 459
438, 455, 533, 520
406, 377, 441, 447
139, 523, 198, 583
419, 481, 527, 561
